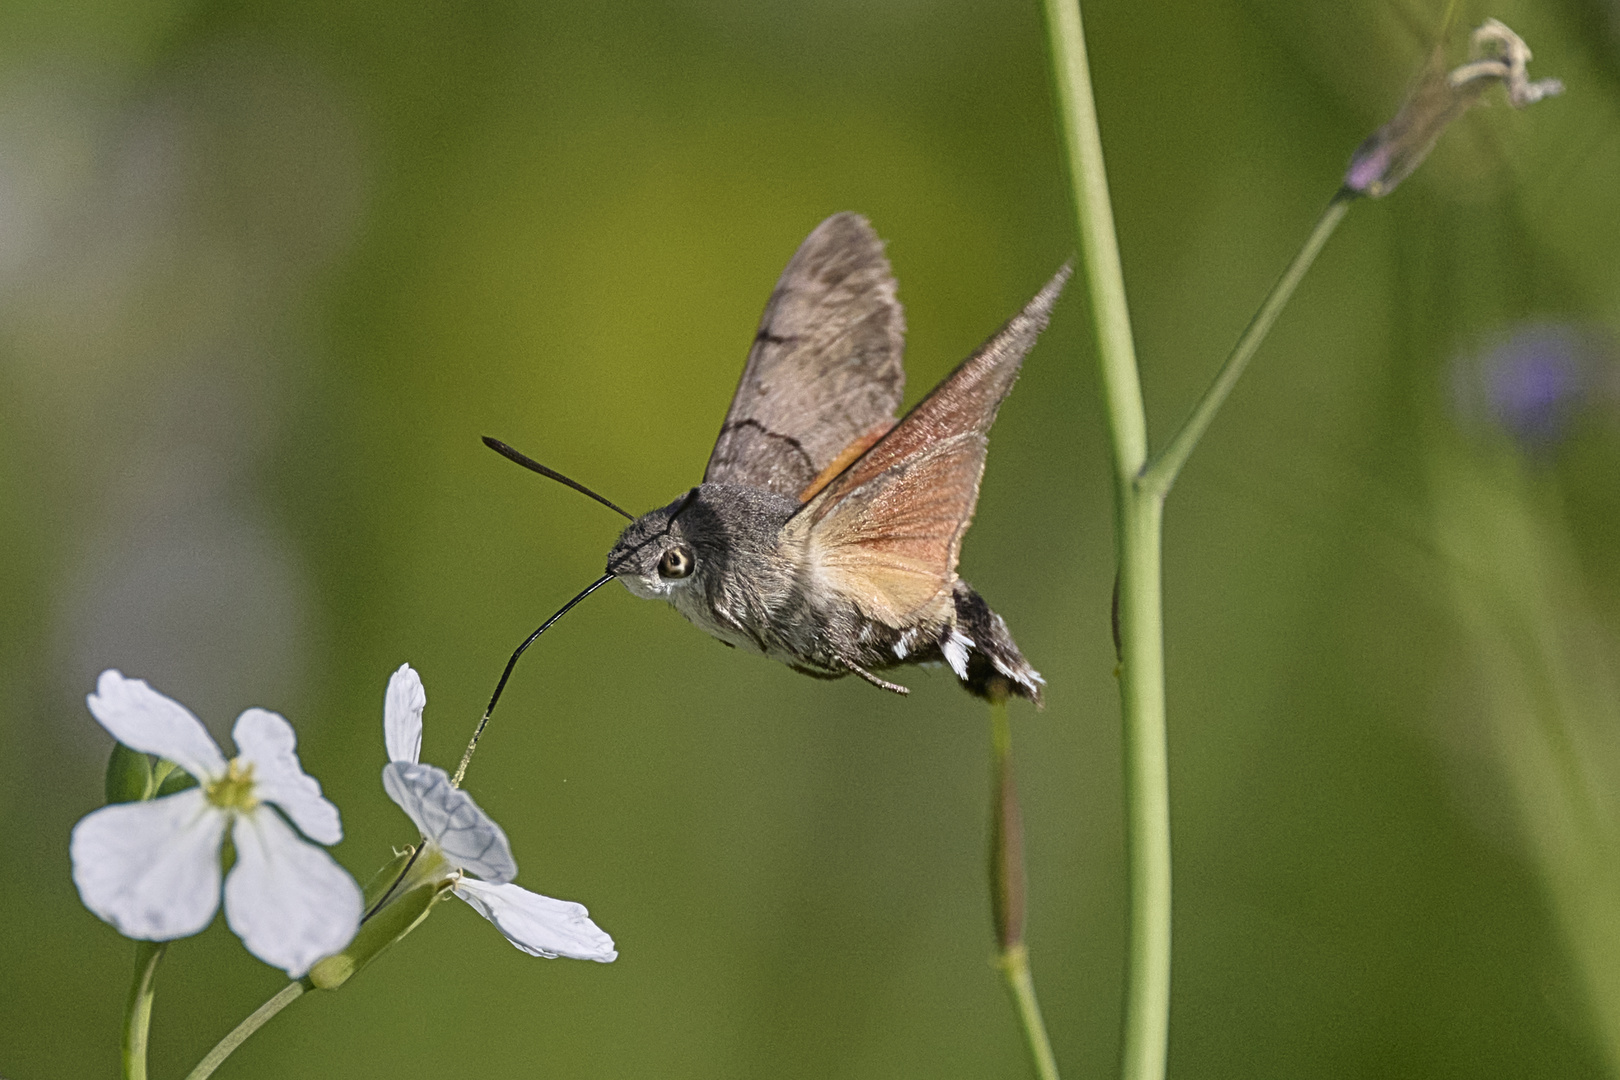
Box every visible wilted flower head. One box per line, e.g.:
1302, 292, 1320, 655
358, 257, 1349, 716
1346, 19, 1564, 198
378, 664, 616, 962
70, 671, 362, 978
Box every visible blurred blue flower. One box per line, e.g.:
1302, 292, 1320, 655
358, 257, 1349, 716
1451, 323, 1616, 450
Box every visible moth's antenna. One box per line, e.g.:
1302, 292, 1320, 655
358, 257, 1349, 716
483, 436, 634, 521
450, 572, 616, 788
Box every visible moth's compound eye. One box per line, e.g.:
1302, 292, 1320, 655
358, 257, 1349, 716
658, 545, 694, 580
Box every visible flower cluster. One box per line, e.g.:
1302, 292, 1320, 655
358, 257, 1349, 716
1450, 322, 1618, 450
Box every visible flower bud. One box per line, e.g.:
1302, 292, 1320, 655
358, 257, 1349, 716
1345, 19, 1562, 198
990, 745, 1026, 952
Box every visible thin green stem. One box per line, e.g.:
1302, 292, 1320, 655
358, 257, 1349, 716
184, 978, 310, 1080
1040, 4, 1168, 1080
990, 698, 1063, 1080
1001, 945, 1063, 1080
1140, 192, 1353, 497
121, 941, 167, 1080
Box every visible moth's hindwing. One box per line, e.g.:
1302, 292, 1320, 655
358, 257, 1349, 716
802, 433, 987, 625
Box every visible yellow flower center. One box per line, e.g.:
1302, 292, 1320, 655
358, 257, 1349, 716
206, 758, 259, 812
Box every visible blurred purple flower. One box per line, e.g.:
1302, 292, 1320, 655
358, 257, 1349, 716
1452, 323, 1617, 449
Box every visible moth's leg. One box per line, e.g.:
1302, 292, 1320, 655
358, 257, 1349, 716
845, 661, 910, 695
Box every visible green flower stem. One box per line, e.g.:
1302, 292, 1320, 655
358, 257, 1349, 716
183, 978, 311, 1080
1001, 945, 1063, 1080
989, 699, 1062, 1080
121, 941, 167, 1080
1140, 191, 1354, 498
1039, 3, 1165, 1079
312, 876, 452, 990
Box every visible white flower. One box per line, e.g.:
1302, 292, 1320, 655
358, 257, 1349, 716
380, 663, 616, 962
70, 670, 363, 978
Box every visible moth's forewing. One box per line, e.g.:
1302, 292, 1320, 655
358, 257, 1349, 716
793, 263, 1072, 623
805, 263, 1070, 517
704, 213, 906, 497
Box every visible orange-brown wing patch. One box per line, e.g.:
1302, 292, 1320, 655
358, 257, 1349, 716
798, 420, 896, 503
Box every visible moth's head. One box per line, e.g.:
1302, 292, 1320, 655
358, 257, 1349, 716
608, 483, 795, 602
606, 489, 705, 600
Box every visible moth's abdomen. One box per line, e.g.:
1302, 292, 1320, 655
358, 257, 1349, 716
946, 582, 1044, 706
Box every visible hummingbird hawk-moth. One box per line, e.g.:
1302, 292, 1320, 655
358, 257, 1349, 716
482, 213, 1066, 712
594, 213, 1069, 704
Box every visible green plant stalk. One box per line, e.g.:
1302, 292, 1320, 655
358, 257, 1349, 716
1112, 494, 1169, 1080
1039, 3, 1164, 1079
1430, 445, 1620, 1075
1114, 204, 1351, 1077
121, 941, 167, 1080
1140, 191, 1353, 497
183, 978, 310, 1080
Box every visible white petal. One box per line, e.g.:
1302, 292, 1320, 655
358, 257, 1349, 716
70, 789, 226, 940
381, 761, 517, 884
224, 809, 362, 978
452, 878, 617, 962
383, 663, 425, 765
87, 670, 227, 783
232, 708, 342, 845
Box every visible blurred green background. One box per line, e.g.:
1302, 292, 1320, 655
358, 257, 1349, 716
3, 0, 1619, 1076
